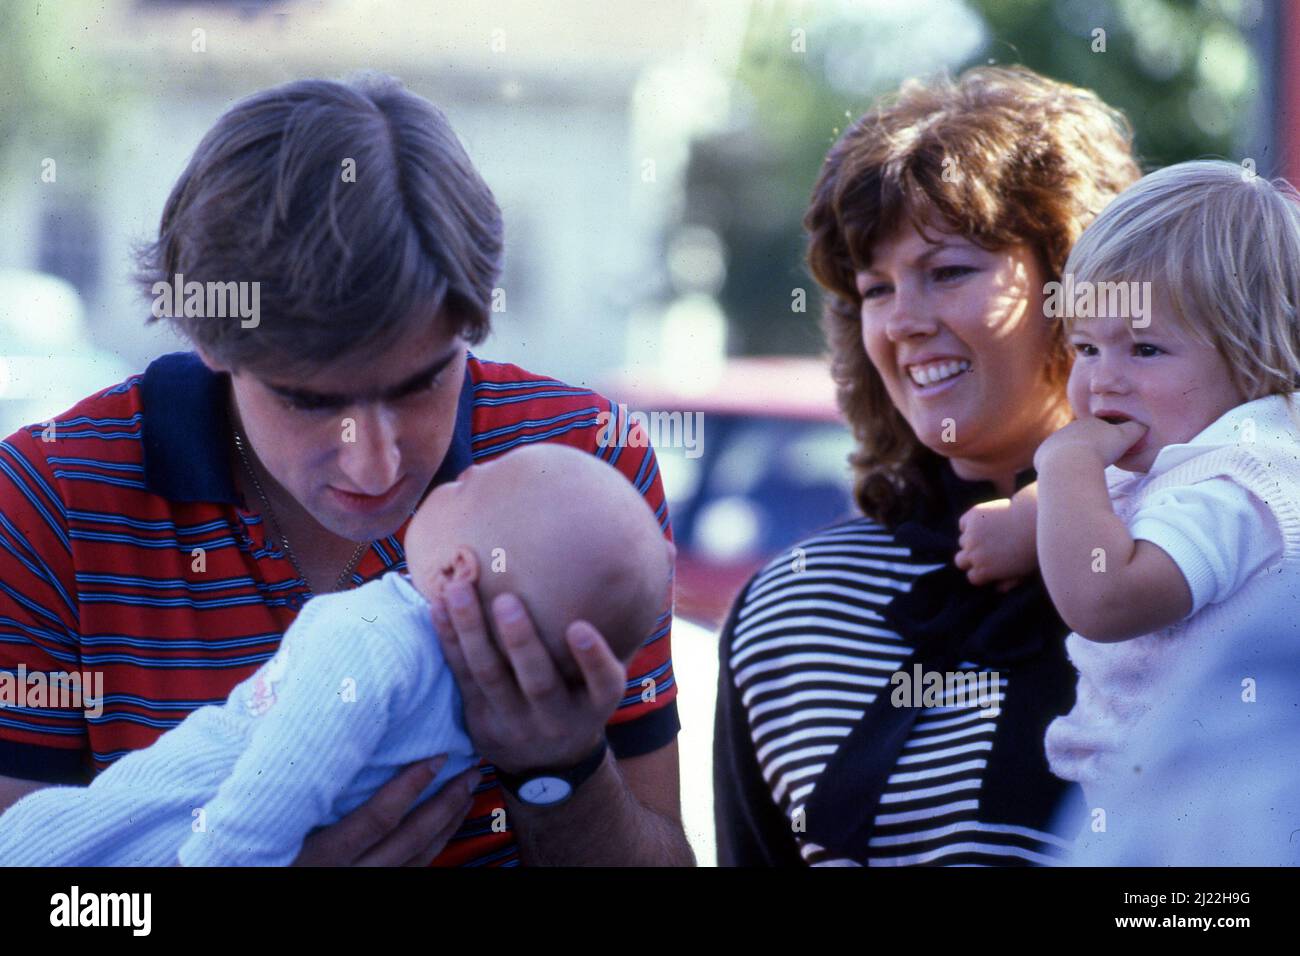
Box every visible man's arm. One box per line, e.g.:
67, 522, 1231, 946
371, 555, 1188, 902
0, 431, 93, 785
432, 594, 693, 865
0, 775, 49, 814
506, 740, 693, 866
431, 408, 691, 863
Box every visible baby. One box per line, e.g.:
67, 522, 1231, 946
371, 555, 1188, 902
0, 443, 674, 866
954, 161, 1300, 817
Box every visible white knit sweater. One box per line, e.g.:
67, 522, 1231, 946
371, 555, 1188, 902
0, 571, 478, 866
1045, 393, 1300, 799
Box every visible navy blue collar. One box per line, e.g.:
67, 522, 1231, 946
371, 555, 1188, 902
140, 351, 475, 505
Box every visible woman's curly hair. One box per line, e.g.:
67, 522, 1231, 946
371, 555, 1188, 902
805, 65, 1141, 527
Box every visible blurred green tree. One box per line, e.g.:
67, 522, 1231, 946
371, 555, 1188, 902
685, 0, 1266, 357
0, 0, 112, 160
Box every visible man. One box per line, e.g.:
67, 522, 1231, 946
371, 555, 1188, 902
0, 72, 691, 866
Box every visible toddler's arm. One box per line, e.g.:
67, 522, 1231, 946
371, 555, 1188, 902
1034, 420, 1191, 641
179, 603, 421, 866
956, 483, 1039, 590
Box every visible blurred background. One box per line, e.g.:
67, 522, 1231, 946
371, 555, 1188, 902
0, 0, 1287, 864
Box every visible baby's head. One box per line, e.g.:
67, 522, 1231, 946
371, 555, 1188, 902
404, 444, 675, 681
1058, 159, 1300, 472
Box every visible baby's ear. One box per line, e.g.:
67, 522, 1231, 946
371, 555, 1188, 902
447, 545, 480, 585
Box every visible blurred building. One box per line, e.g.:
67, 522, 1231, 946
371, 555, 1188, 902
0, 0, 748, 386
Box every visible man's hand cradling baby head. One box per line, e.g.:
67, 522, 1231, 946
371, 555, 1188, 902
403, 444, 675, 684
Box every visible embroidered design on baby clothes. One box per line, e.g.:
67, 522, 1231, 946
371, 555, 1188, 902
245, 643, 292, 717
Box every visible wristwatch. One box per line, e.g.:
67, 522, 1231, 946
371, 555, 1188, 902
495, 738, 608, 807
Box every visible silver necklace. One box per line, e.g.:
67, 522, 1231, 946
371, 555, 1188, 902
231, 425, 367, 594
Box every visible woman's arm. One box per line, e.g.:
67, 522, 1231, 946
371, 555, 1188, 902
713, 578, 803, 867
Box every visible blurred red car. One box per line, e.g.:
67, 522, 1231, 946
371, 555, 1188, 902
604, 357, 856, 629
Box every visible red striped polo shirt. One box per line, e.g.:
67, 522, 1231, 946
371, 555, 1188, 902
0, 351, 678, 866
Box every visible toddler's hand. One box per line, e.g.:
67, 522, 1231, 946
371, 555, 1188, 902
956, 498, 1037, 591
1034, 416, 1147, 470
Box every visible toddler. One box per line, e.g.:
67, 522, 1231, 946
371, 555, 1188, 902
955, 160, 1300, 814
0, 443, 674, 865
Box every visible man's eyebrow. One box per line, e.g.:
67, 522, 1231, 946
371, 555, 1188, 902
267, 348, 461, 405
380, 350, 463, 398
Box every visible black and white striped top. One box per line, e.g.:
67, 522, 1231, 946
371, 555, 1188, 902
714, 480, 1081, 866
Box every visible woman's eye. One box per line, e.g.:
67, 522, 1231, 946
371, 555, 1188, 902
933, 265, 974, 282
860, 283, 889, 300
1072, 343, 1097, 357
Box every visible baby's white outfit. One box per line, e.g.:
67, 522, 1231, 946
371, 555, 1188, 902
0, 570, 477, 866
1045, 394, 1300, 801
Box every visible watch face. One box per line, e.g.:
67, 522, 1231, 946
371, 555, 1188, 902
519, 776, 572, 806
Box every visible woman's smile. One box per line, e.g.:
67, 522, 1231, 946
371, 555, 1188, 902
903, 358, 973, 394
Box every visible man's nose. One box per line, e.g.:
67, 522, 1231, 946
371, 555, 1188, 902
335, 404, 402, 493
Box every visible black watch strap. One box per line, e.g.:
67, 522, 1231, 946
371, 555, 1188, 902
496, 738, 608, 806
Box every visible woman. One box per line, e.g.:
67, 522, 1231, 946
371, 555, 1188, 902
713, 65, 1141, 866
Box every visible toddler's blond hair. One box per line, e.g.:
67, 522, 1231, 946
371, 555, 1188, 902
1064, 159, 1300, 403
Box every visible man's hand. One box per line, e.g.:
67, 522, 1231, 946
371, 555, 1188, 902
1034, 416, 1147, 471
955, 497, 1036, 591
430, 583, 625, 773
427, 583, 693, 866
292, 756, 477, 866
0, 774, 49, 815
